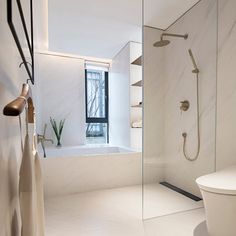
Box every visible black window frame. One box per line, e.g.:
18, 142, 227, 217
85, 69, 109, 142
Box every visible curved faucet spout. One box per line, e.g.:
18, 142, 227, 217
37, 124, 53, 157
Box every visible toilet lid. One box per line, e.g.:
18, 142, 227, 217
196, 166, 236, 195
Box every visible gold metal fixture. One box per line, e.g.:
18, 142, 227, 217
182, 49, 200, 162
37, 124, 53, 158
180, 100, 190, 111
153, 33, 188, 47
188, 49, 199, 74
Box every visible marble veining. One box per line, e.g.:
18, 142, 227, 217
143, 0, 217, 200
216, 0, 236, 170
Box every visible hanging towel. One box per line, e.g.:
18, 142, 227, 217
19, 134, 36, 236
32, 119, 45, 236
34, 152, 45, 236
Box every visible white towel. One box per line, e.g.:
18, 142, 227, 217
34, 152, 45, 236
132, 120, 142, 128
32, 120, 45, 236
19, 134, 36, 236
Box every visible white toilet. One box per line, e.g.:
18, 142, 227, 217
196, 166, 236, 236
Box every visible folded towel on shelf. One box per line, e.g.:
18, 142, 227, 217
132, 120, 142, 128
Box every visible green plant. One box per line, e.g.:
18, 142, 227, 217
50, 117, 65, 147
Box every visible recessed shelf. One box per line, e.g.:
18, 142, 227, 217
131, 80, 142, 87
131, 56, 142, 66
131, 104, 142, 108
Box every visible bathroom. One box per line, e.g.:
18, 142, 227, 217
0, 0, 236, 235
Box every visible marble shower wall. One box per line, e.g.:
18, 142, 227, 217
216, 0, 236, 170
143, 26, 165, 183
163, 0, 217, 197
143, 0, 218, 198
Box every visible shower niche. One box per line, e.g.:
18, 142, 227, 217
143, 0, 217, 219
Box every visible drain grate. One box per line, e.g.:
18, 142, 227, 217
160, 182, 202, 202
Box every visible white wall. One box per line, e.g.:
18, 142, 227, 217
35, 53, 86, 146
34, 0, 48, 50
109, 43, 131, 147
216, 0, 236, 170
109, 42, 142, 149
130, 42, 142, 149
0, 0, 29, 234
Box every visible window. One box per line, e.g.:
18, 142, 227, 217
85, 69, 109, 143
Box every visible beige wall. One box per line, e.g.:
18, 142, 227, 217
143, 0, 218, 198
163, 0, 217, 197
216, 0, 236, 170
143, 26, 165, 184
143, 0, 236, 200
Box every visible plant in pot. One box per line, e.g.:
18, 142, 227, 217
50, 117, 65, 147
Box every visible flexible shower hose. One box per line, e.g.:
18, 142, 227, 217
182, 73, 200, 161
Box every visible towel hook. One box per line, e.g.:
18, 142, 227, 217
19, 61, 33, 84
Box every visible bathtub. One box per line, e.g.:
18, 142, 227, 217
41, 145, 136, 158
41, 145, 142, 198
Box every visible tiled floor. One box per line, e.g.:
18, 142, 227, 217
45, 184, 206, 236
143, 183, 203, 219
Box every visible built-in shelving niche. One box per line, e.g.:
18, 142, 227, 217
131, 80, 142, 87
131, 104, 142, 108
131, 56, 142, 66
130, 53, 142, 133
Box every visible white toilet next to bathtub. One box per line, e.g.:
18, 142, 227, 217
196, 165, 236, 236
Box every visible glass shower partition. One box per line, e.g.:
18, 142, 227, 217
142, 0, 218, 219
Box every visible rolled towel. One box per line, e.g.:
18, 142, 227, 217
132, 120, 142, 128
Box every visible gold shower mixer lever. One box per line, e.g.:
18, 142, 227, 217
180, 100, 190, 111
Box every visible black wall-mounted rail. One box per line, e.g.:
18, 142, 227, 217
7, 0, 34, 84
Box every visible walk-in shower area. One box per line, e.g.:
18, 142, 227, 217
143, 0, 217, 219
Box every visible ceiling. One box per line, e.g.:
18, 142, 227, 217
48, 0, 199, 59
144, 0, 199, 29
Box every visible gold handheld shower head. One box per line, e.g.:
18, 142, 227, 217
188, 49, 199, 74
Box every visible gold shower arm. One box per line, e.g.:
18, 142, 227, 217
3, 83, 34, 123
161, 33, 188, 40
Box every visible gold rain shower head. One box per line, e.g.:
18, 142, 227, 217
153, 33, 188, 47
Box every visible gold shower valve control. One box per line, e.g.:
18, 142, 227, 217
180, 100, 190, 111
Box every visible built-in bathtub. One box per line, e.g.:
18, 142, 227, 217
40, 145, 142, 198
42, 145, 136, 158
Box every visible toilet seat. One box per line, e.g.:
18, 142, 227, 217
196, 165, 236, 195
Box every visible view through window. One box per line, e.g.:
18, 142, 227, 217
85, 68, 109, 144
